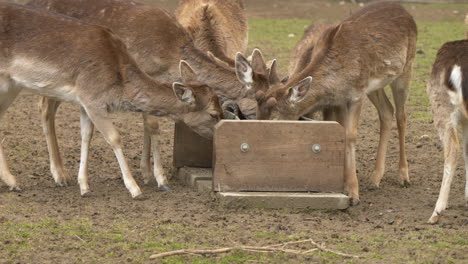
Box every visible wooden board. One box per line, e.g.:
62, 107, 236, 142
173, 122, 213, 168
213, 120, 344, 192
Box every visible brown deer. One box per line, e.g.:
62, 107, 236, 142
175, 0, 248, 64
426, 40, 468, 224
27, 0, 269, 190
252, 2, 417, 205
0, 3, 223, 198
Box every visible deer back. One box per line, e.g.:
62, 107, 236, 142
27, 0, 190, 81
175, 0, 248, 59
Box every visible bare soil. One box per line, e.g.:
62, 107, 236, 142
1, 1, 467, 263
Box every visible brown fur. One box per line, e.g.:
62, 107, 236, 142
26, 0, 263, 188
0, 3, 222, 195
27, 0, 260, 114
175, 0, 248, 63
431, 40, 468, 114
426, 39, 468, 224
256, 2, 417, 203
288, 23, 337, 76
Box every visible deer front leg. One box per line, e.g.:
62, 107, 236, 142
142, 114, 170, 190
343, 99, 363, 206
428, 125, 459, 224
40, 97, 72, 186
77, 107, 94, 196
84, 107, 143, 199
367, 89, 394, 189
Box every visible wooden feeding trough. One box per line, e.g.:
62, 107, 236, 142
174, 120, 349, 209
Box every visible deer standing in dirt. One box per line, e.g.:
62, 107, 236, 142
0, 3, 223, 198
27, 0, 269, 190
252, 2, 417, 205
426, 40, 468, 224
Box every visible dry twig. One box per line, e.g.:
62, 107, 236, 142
149, 239, 360, 260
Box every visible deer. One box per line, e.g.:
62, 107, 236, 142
0, 3, 223, 198
175, 0, 248, 64
426, 40, 468, 224
26, 0, 272, 190
250, 2, 417, 205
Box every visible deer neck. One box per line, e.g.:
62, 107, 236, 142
181, 43, 241, 100
288, 62, 338, 116
122, 71, 190, 119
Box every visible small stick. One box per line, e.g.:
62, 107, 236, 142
74, 234, 86, 243
149, 239, 360, 260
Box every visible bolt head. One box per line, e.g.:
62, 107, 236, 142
240, 143, 250, 153
312, 144, 321, 153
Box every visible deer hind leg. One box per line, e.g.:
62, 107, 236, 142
142, 114, 169, 190
428, 123, 459, 224
39, 97, 72, 186
343, 99, 363, 206
367, 89, 394, 189
0, 77, 21, 191
83, 106, 143, 199
77, 107, 94, 196
391, 73, 410, 187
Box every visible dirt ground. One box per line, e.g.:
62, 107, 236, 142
1, 1, 467, 263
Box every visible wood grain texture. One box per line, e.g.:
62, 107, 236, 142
173, 122, 213, 168
213, 120, 344, 192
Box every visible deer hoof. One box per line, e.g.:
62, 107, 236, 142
400, 180, 411, 188
427, 215, 440, 224
81, 191, 92, 197
368, 184, 380, 191
159, 185, 171, 191
350, 198, 360, 206
145, 178, 158, 186
133, 193, 146, 200
9, 186, 22, 192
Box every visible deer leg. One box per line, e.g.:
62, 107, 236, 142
77, 107, 94, 196
84, 107, 143, 199
428, 124, 459, 224
343, 99, 363, 206
40, 97, 72, 186
142, 114, 169, 190
391, 74, 410, 187
0, 78, 21, 191
367, 89, 394, 189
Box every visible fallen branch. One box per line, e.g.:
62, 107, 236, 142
149, 239, 360, 260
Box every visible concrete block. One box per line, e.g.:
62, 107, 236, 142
217, 192, 349, 210
177, 167, 212, 187
196, 180, 213, 192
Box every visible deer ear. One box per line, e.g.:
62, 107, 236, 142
268, 59, 281, 85
173, 82, 195, 105
207, 51, 232, 68
235, 52, 254, 89
288, 77, 312, 103
251, 48, 268, 75
179, 60, 198, 83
